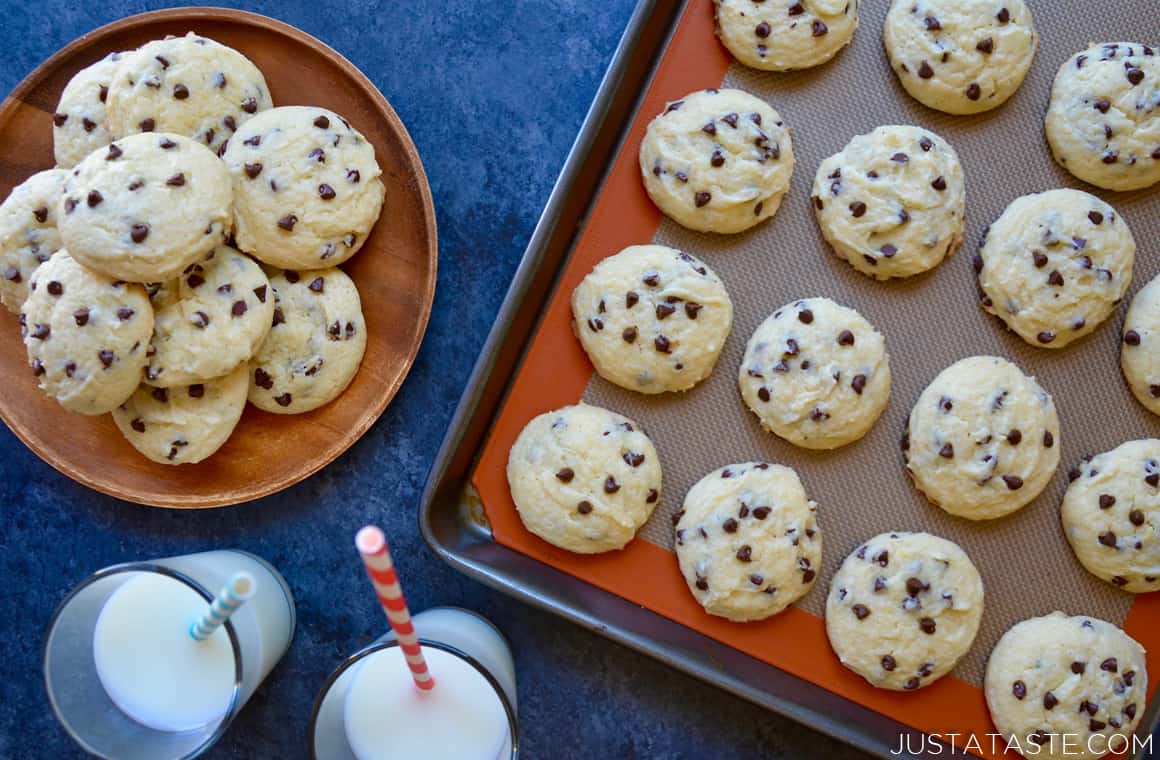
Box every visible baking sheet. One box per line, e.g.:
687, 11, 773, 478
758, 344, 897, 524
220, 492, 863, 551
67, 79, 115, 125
473, 0, 1160, 754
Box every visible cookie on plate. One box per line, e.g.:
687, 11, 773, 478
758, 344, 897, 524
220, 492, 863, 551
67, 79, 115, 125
1062, 439, 1160, 593
571, 245, 733, 394
714, 0, 859, 72
57, 132, 232, 283
52, 51, 124, 169
222, 106, 385, 269
506, 403, 662, 554
1046, 43, 1160, 192
739, 297, 890, 450
639, 88, 794, 234
976, 189, 1134, 349
905, 356, 1059, 520
826, 531, 984, 691
883, 0, 1037, 115
112, 363, 248, 465
0, 169, 67, 313
145, 245, 273, 387
247, 268, 367, 414
985, 613, 1147, 760
812, 125, 964, 280
105, 33, 272, 155
21, 250, 153, 415
674, 462, 821, 622
1121, 273, 1160, 415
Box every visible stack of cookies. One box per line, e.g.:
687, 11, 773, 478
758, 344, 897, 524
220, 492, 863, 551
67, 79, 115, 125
0, 32, 384, 465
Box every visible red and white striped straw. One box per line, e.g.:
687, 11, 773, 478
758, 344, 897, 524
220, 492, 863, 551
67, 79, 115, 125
355, 526, 434, 691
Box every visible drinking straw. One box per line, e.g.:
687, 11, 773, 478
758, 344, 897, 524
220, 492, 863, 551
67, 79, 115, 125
355, 525, 434, 691
190, 572, 256, 641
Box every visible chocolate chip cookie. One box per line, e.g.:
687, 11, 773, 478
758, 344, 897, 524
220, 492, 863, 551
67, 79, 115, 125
21, 250, 153, 415
145, 245, 273, 387
105, 33, 272, 156
905, 356, 1060, 520
675, 462, 821, 622
57, 132, 232, 283
0, 169, 67, 312
639, 88, 794, 234
739, 297, 891, 449
52, 51, 124, 169
222, 106, 385, 269
826, 531, 984, 691
1121, 273, 1160, 415
247, 267, 367, 414
506, 403, 663, 554
572, 245, 733, 394
112, 363, 248, 465
714, 0, 859, 72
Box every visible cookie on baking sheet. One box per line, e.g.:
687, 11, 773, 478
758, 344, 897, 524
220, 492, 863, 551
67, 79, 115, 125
883, 0, 1037, 115
639, 88, 794, 234
1062, 439, 1160, 593
222, 106, 385, 269
112, 363, 248, 465
0, 169, 67, 313
105, 33, 272, 156
1046, 43, 1160, 192
506, 403, 662, 554
825, 531, 984, 691
145, 245, 273, 387
985, 613, 1147, 760
674, 462, 821, 622
714, 0, 859, 72
812, 125, 965, 280
976, 189, 1134, 349
905, 356, 1059, 520
739, 297, 890, 450
57, 132, 232, 283
247, 268, 367, 414
52, 52, 124, 169
1121, 274, 1160, 415
21, 250, 153, 415
571, 245, 733, 394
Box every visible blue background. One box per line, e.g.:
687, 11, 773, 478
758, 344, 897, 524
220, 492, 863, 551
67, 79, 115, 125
0, 2, 868, 757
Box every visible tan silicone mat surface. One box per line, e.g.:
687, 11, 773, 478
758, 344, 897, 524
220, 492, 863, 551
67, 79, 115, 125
584, 0, 1159, 689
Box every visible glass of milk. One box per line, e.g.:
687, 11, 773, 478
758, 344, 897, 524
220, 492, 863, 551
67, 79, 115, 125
44, 549, 296, 759
309, 607, 518, 759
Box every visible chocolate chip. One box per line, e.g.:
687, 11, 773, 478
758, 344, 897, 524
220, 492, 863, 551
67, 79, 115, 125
307, 277, 325, 293
604, 476, 620, 494
811, 19, 828, 36
966, 83, 981, 100
191, 310, 210, 329
274, 393, 292, 407
86, 190, 102, 208
919, 617, 936, 634
850, 201, 867, 217
881, 655, 896, 671
1044, 691, 1058, 710
1043, 431, 1054, 448
694, 191, 711, 208
1036, 330, 1056, 344
52, 112, 67, 127
1101, 657, 1118, 673
646, 489, 659, 504
736, 545, 752, 562
1002, 475, 1024, 490
1128, 68, 1145, 86
880, 244, 898, 258
976, 37, 994, 54
45, 280, 63, 296
1048, 269, 1064, 287
278, 215, 298, 231
851, 374, 867, 394
139, 118, 155, 132
654, 335, 671, 353
1071, 661, 1086, 675
308, 148, 325, 163
923, 16, 940, 30
723, 518, 738, 533
1098, 531, 1117, 548
1007, 429, 1022, 445
684, 302, 702, 320
318, 183, 337, 200
918, 61, 935, 79
1130, 509, 1145, 526
755, 21, 770, 37
241, 97, 258, 114
173, 83, 189, 100
798, 308, 813, 324
1012, 680, 1027, 699
655, 303, 675, 320
347, 168, 361, 184
621, 326, 637, 344
1100, 494, 1116, 509
752, 507, 771, 520
939, 443, 954, 458
130, 223, 149, 243
997, 7, 1010, 23
837, 330, 855, 346
852, 604, 870, 620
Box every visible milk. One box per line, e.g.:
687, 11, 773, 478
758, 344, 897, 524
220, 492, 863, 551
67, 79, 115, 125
93, 572, 234, 732
309, 607, 517, 759
343, 645, 510, 760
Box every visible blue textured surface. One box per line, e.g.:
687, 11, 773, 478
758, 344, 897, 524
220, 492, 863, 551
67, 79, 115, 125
0, 2, 867, 758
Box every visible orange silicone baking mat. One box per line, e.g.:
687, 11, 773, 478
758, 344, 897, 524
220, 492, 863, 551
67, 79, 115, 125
471, 1, 1160, 756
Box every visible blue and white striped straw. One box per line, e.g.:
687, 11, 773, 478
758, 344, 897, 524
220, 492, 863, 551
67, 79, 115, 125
190, 572, 256, 641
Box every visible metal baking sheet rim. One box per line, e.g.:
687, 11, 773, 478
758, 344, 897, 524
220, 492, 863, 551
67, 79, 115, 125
418, 1, 1160, 757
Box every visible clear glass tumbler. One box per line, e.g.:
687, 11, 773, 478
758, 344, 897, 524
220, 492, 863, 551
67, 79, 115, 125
43, 549, 296, 760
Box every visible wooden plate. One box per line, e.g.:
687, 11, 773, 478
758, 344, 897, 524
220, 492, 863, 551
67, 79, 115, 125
0, 8, 437, 507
